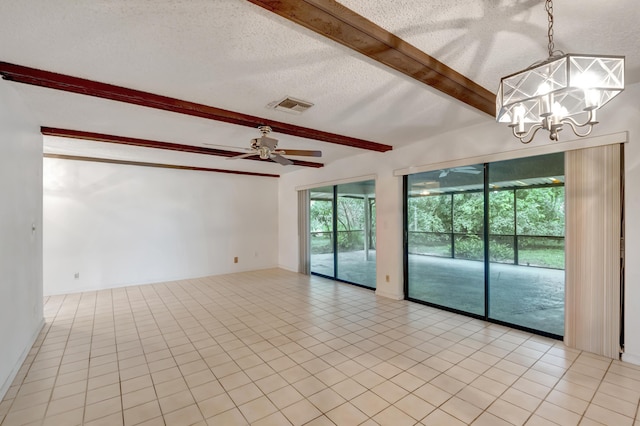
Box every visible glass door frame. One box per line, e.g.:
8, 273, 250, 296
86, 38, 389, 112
310, 182, 377, 290
403, 162, 565, 340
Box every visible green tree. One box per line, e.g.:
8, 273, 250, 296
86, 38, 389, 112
408, 195, 451, 232
310, 199, 333, 254
516, 187, 565, 236
453, 193, 484, 234
489, 190, 515, 234
310, 196, 373, 252
310, 199, 333, 233
452, 193, 484, 260
337, 197, 365, 250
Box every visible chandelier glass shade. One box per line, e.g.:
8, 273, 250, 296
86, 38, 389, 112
496, 1, 625, 143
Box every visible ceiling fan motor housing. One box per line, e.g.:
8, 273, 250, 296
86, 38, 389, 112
258, 135, 279, 150
237, 126, 320, 165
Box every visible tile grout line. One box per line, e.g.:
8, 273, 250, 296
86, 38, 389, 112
5, 271, 640, 425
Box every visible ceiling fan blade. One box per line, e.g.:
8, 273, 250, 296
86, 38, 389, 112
228, 152, 257, 160
278, 149, 322, 157
453, 166, 481, 174
271, 153, 294, 166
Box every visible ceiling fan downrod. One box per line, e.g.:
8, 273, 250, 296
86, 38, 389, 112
258, 125, 272, 136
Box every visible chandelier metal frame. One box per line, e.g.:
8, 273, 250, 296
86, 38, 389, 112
496, 0, 625, 144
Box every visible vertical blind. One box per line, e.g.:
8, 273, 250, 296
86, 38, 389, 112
298, 190, 310, 275
565, 144, 623, 358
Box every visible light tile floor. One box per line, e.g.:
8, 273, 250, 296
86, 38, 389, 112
1, 269, 639, 426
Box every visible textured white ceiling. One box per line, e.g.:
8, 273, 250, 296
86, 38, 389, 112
1, 0, 637, 175
340, 0, 640, 89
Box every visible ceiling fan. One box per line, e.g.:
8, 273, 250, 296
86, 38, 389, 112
228, 126, 322, 166
439, 166, 482, 178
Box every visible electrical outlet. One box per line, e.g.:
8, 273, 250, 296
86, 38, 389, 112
385, 275, 390, 283
74, 272, 79, 279
234, 257, 238, 264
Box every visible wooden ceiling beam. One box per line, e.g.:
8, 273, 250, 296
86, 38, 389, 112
0, 61, 392, 153
44, 153, 281, 178
247, 0, 496, 116
41, 127, 324, 169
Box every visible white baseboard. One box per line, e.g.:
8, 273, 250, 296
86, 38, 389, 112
621, 352, 640, 366
375, 288, 404, 300
277, 264, 298, 273
0, 319, 45, 401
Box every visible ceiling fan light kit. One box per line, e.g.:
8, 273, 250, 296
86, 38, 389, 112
496, 0, 624, 144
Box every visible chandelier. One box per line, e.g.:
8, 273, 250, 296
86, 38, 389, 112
496, 0, 624, 144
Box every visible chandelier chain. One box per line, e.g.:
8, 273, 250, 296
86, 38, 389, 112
546, 0, 554, 57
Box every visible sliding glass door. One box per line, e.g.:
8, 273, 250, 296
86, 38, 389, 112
310, 180, 376, 288
405, 153, 565, 337
407, 165, 485, 315
336, 182, 376, 285
488, 155, 565, 336
310, 186, 334, 277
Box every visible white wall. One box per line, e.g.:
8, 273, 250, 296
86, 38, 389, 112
606, 84, 640, 365
44, 157, 279, 295
279, 83, 640, 362
0, 80, 44, 399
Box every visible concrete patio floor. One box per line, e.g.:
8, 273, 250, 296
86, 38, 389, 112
311, 250, 564, 336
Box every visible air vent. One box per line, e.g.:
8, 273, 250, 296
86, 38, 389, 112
267, 96, 314, 114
